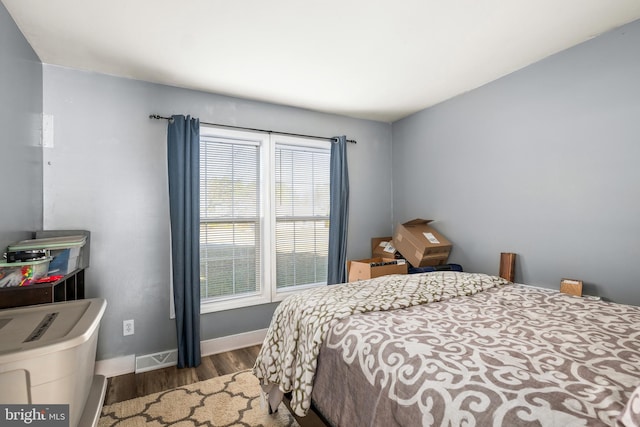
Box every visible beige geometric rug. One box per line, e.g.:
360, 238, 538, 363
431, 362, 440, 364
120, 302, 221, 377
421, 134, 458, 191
99, 370, 300, 426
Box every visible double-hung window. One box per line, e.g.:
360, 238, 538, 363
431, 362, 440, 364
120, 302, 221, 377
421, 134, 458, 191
199, 126, 330, 313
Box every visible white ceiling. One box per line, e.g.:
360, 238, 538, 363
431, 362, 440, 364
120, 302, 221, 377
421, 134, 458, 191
4, 0, 640, 122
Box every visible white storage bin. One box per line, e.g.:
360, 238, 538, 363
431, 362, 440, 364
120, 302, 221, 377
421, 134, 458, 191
0, 298, 107, 427
8, 235, 87, 276
0, 257, 50, 288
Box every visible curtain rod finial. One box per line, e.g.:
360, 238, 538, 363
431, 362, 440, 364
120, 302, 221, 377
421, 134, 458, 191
149, 114, 175, 123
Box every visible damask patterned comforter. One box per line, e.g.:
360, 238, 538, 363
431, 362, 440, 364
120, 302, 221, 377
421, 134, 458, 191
312, 284, 640, 426
252, 272, 510, 417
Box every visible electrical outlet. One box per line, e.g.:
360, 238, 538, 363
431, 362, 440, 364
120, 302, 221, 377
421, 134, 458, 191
123, 319, 134, 336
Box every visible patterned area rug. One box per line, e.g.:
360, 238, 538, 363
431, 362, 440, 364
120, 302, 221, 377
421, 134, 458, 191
99, 370, 300, 426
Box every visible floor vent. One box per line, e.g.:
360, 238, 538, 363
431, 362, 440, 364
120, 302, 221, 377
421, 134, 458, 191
135, 349, 178, 373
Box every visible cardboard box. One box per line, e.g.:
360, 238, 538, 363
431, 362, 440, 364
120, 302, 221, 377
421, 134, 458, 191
560, 278, 583, 296
347, 257, 407, 282
371, 236, 397, 258
392, 219, 451, 267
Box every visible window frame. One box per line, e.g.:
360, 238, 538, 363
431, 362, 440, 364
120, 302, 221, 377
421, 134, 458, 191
197, 127, 330, 314
269, 134, 332, 303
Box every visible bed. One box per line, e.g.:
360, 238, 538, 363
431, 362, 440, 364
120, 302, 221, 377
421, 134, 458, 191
253, 272, 640, 427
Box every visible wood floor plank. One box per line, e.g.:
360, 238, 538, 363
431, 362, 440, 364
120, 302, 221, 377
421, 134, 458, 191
236, 346, 259, 369
136, 367, 172, 397
209, 351, 244, 375
174, 365, 200, 387
194, 355, 219, 382
246, 344, 261, 359
104, 346, 260, 404
104, 373, 136, 405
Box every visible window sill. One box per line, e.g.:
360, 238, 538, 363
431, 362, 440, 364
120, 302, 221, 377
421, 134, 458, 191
200, 294, 271, 314
198, 282, 327, 314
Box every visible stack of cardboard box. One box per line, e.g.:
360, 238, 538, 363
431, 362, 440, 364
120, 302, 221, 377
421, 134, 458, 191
391, 219, 451, 267
347, 219, 452, 282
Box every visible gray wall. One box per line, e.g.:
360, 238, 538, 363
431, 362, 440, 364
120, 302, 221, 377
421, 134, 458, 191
392, 19, 640, 305
42, 66, 393, 360
0, 2, 43, 249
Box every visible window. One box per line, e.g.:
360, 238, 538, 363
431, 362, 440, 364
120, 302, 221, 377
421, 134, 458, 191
199, 127, 331, 312
275, 142, 330, 291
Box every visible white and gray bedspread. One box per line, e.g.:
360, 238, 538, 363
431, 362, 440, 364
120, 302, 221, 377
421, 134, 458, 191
312, 283, 640, 427
252, 272, 510, 417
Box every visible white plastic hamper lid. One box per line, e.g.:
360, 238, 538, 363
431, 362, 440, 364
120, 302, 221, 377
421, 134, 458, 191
0, 298, 106, 366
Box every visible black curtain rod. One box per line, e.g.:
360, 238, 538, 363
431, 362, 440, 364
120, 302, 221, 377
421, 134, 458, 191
149, 114, 357, 144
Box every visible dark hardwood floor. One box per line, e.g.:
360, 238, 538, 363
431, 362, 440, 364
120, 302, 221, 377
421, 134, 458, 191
103, 345, 261, 405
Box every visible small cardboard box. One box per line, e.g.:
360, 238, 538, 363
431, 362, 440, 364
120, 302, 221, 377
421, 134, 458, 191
560, 278, 583, 296
371, 237, 397, 258
347, 257, 407, 282
392, 219, 451, 267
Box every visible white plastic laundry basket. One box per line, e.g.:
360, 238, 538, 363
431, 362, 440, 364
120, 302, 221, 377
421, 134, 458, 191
0, 298, 107, 427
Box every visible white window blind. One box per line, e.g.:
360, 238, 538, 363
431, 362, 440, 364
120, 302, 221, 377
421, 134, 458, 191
275, 144, 330, 289
199, 134, 262, 302
197, 127, 330, 312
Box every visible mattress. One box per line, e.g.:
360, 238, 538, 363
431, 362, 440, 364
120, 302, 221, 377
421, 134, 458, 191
311, 284, 640, 426
254, 271, 640, 426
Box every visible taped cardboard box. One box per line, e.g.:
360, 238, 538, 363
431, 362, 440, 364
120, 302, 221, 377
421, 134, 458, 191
560, 278, 583, 296
392, 219, 451, 267
347, 257, 407, 282
371, 237, 397, 258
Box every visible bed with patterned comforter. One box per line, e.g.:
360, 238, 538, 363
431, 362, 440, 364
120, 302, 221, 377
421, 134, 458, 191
253, 272, 640, 427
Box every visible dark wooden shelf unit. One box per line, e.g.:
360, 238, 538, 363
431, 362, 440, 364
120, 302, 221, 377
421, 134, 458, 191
0, 269, 85, 309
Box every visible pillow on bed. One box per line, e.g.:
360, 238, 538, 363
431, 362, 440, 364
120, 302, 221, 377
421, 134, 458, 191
619, 385, 640, 427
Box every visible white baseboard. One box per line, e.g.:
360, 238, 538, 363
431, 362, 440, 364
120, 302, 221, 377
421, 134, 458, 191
95, 354, 135, 378
201, 328, 268, 357
95, 328, 268, 378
